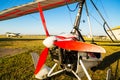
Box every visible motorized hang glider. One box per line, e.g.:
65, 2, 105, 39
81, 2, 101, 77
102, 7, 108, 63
0, 0, 108, 80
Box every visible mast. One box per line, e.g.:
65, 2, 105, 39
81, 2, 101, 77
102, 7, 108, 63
74, 0, 85, 29
72, 0, 85, 41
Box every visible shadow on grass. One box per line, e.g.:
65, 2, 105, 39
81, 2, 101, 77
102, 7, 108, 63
92, 51, 120, 71
91, 51, 120, 79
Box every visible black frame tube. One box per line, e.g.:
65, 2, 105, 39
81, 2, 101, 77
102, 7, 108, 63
90, 0, 117, 41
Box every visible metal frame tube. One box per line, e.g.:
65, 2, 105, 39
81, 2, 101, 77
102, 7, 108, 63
90, 0, 117, 41
47, 63, 65, 77
72, 70, 82, 80
79, 59, 92, 80
84, 1, 94, 42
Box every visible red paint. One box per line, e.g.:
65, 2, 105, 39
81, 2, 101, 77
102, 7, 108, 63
34, 48, 49, 74
17, 0, 72, 16
38, 3, 50, 37
17, 8, 38, 16
0, 9, 21, 18
54, 41, 106, 53
42, 0, 71, 10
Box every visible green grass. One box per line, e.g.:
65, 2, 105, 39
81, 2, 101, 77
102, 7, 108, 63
0, 52, 34, 80
0, 35, 120, 80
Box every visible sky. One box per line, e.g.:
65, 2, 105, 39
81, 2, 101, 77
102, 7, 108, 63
0, 0, 120, 36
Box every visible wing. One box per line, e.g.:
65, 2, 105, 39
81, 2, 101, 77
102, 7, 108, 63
0, 0, 79, 21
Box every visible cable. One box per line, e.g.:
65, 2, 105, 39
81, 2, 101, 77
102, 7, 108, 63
85, 0, 95, 43
99, 0, 113, 27
29, 14, 40, 21
64, 0, 79, 12
67, 10, 74, 26
89, 13, 103, 26
64, 0, 80, 30
99, 0, 109, 20
88, 0, 98, 14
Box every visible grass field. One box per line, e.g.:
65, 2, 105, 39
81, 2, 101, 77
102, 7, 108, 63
0, 35, 120, 80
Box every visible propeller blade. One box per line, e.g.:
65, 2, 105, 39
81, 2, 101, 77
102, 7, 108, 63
34, 48, 49, 74
38, 3, 49, 37
54, 41, 106, 53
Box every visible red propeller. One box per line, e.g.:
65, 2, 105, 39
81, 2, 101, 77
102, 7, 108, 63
34, 3, 49, 75
34, 48, 49, 74
54, 41, 106, 53
38, 3, 50, 37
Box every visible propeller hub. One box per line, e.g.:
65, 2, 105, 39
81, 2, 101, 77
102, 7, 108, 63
43, 34, 78, 48
43, 36, 56, 48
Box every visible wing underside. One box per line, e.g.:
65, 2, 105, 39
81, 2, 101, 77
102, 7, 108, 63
0, 0, 80, 21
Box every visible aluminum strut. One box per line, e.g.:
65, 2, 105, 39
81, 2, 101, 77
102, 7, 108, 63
84, 0, 94, 43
